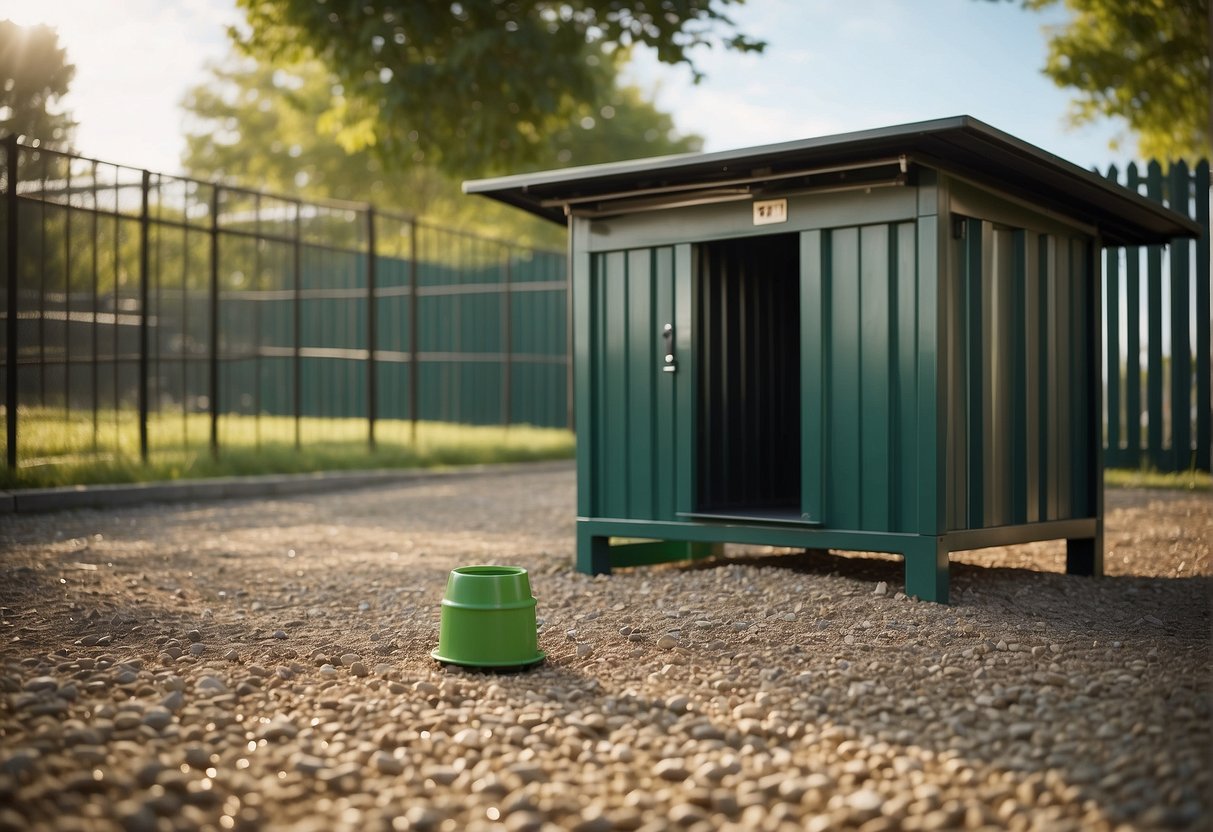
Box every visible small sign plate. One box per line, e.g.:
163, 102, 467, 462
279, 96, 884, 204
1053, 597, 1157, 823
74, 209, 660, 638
752, 198, 788, 226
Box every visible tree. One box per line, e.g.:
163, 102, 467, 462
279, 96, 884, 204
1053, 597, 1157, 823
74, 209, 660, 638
0, 19, 76, 150
232, 0, 759, 174
1000, 0, 1209, 161
180, 52, 702, 246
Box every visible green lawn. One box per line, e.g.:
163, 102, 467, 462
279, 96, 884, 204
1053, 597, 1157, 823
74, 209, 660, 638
1104, 467, 1210, 492
2, 409, 1207, 493
0, 409, 574, 489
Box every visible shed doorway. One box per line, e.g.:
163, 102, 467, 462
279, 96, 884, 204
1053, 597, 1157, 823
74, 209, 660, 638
694, 233, 801, 519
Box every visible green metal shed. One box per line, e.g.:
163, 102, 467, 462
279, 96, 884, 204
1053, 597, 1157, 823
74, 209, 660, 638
465, 116, 1200, 603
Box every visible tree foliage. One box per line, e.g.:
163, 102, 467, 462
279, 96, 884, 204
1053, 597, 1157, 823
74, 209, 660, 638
1005, 0, 1209, 161
232, 0, 760, 174
0, 19, 76, 150
180, 52, 702, 246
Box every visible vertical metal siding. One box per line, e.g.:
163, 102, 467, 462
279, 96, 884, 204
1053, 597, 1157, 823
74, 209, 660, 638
947, 218, 1095, 530
589, 246, 681, 522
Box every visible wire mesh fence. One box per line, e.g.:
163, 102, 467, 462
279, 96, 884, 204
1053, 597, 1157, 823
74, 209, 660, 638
0, 137, 569, 473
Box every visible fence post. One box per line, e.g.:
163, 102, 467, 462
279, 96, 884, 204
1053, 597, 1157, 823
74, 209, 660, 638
4, 135, 18, 468
1125, 164, 1142, 467
1103, 165, 1120, 465
138, 170, 151, 462
366, 205, 377, 449
1145, 161, 1164, 468
1196, 160, 1211, 471
293, 201, 302, 450
409, 219, 419, 443
1168, 161, 1192, 471
209, 186, 221, 458
502, 249, 512, 427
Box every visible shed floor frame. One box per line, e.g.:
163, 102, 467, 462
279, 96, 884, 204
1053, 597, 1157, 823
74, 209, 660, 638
575, 517, 1100, 604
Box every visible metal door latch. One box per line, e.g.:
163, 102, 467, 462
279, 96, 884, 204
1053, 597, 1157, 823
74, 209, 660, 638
662, 323, 677, 373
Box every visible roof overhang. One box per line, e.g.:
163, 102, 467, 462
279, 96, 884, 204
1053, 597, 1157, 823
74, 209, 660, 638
464, 116, 1201, 248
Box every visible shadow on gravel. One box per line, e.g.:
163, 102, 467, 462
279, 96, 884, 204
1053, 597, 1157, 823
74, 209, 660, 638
685, 548, 1210, 642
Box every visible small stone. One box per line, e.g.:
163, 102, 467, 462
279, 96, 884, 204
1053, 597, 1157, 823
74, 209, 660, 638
142, 707, 173, 731
657, 635, 679, 649
223, 648, 240, 662
350, 662, 369, 677
340, 653, 359, 667
668, 803, 709, 826
372, 750, 404, 775
22, 676, 57, 693
847, 789, 884, 818
195, 676, 227, 695
188, 643, 206, 656
161, 690, 185, 712
117, 801, 157, 832
272, 630, 287, 640
186, 630, 202, 643
257, 718, 298, 741
452, 728, 482, 748
402, 807, 443, 831
294, 755, 327, 775
874, 581, 889, 596
665, 695, 691, 713
1008, 723, 1035, 740
654, 758, 690, 782
577, 644, 593, 658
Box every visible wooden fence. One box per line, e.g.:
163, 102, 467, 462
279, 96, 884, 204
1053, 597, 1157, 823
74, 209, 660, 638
1102, 160, 1210, 472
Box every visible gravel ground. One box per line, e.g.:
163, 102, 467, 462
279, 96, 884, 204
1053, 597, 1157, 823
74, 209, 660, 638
1, 462, 1209, 832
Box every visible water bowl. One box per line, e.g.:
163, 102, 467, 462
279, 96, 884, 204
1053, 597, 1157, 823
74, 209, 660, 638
430, 565, 545, 669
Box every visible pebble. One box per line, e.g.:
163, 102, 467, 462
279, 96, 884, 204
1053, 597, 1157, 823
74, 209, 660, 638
654, 759, 690, 782
195, 676, 227, 695
257, 718, 298, 741
372, 750, 405, 775
272, 630, 288, 639
142, 707, 173, 731
1, 468, 1205, 832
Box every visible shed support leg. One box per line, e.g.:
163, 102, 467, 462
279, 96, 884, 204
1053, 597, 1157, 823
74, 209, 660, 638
576, 524, 611, 575
904, 537, 949, 604
1065, 537, 1102, 577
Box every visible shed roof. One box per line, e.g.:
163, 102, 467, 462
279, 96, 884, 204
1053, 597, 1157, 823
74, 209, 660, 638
464, 116, 1200, 247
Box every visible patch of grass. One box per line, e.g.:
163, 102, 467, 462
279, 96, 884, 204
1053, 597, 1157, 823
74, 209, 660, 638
1104, 467, 1211, 491
0, 409, 574, 489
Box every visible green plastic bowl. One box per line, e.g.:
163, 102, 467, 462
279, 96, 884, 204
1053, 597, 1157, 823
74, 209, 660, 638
431, 566, 545, 669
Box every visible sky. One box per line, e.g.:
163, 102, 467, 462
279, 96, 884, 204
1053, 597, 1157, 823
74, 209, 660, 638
1, 0, 1132, 178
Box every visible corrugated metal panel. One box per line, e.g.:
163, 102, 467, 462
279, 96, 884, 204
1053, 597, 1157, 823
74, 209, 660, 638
806, 222, 919, 533
588, 246, 681, 521
945, 218, 1095, 530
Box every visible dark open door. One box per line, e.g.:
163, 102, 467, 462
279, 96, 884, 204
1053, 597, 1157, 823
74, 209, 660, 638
693, 233, 801, 519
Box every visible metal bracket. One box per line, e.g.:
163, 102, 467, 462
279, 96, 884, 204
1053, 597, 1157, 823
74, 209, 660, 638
662, 323, 677, 373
